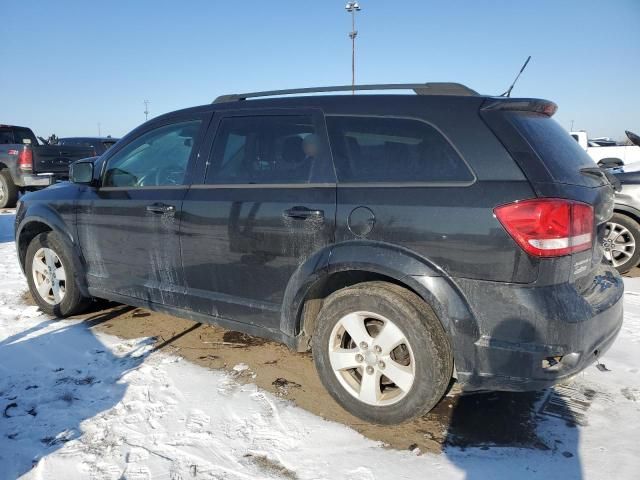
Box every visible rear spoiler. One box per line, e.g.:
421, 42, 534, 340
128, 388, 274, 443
481, 98, 558, 117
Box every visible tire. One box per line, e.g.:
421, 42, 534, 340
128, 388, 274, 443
312, 281, 453, 424
0, 169, 19, 209
603, 213, 640, 274
25, 231, 90, 317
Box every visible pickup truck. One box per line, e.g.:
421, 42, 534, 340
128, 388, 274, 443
0, 124, 94, 208
571, 130, 640, 167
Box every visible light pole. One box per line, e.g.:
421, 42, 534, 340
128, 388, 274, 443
144, 100, 150, 121
345, 2, 361, 94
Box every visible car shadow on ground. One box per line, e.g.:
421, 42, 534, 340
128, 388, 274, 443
0, 306, 145, 478
443, 318, 582, 479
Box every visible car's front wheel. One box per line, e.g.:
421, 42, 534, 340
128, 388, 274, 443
25, 231, 90, 317
603, 213, 640, 274
312, 281, 453, 424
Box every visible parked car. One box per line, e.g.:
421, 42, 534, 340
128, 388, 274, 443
604, 170, 640, 273
57, 136, 120, 156
15, 83, 624, 424
0, 125, 94, 208
571, 130, 640, 167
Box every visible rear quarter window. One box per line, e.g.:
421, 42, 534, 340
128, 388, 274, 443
326, 116, 473, 183
508, 113, 597, 184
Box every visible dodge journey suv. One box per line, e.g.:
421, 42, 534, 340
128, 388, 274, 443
15, 83, 624, 424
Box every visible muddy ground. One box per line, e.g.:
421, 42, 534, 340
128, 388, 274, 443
18, 290, 560, 455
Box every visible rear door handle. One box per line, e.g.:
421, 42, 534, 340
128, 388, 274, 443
283, 206, 324, 220
146, 203, 176, 214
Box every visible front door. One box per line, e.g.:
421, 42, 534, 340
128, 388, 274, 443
76, 115, 209, 307
180, 110, 337, 329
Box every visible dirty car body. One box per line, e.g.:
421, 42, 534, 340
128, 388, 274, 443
15, 84, 624, 422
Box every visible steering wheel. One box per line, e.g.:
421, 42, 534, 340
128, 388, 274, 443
155, 163, 185, 186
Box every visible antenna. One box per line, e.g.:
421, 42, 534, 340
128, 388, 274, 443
501, 56, 531, 97
143, 100, 150, 120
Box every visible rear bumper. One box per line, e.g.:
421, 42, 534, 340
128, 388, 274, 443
453, 265, 624, 391
17, 173, 60, 188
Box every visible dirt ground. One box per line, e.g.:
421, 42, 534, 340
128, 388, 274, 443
17, 289, 559, 455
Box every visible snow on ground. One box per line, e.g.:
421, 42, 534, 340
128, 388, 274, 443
1, 210, 639, 479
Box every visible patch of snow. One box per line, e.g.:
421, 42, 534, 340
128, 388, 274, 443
1, 214, 639, 479
233, 362, 250, 372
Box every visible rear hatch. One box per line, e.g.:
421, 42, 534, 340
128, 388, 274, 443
481, 98, 616, 285
31, 144, 95, 175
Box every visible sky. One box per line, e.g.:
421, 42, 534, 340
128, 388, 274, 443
1, 0, 639, 140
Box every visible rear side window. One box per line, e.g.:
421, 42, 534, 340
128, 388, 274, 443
326, 116, 473, 183
0, 128, 35, 145
207, 115, 324, 184
508, 113, 597, 183
0, 129, 13, 144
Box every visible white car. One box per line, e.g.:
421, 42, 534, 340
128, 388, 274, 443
571, 130, 640, 168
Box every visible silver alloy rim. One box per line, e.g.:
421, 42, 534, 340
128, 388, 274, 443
603, 222, 636, 268
328, 311, 416, 406
0, 179, 6, 204
31, 247, 66, 305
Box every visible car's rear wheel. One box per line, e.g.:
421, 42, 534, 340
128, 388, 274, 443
312, 281, 453, 424
25, 231, 90, 317
0, 169, 19, 209
603, 213, 640, 274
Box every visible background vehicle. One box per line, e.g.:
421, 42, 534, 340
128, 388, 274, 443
58, 136, 120, 156
15, 83, 624, 424
604, 170, 640, 273
0, 125, 94, 208
572, 130, 640, 167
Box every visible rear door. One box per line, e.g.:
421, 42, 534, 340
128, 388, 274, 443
76, 113, 210, 306
180, 109, 336, 329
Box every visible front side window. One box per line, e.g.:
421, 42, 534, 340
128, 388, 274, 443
103, 120, 201, 187
207, 115, 322, 184
326, 116, 473, 183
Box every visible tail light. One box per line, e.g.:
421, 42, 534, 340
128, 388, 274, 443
494, 198, 594, 257
17, 148, 33, 172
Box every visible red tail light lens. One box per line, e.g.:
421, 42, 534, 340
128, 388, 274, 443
17, 148, 33, 172
494, 198, 594, 257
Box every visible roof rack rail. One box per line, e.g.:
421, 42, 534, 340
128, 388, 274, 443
213, 82, 478, 103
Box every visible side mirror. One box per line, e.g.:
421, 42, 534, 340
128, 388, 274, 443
598, 157, 624, 169
70, 161, 95, 185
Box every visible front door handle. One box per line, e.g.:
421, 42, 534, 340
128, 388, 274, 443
146, 203, 176, 214
283, 206, 324, 220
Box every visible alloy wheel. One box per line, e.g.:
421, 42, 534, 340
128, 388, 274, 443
603, 222, 636, 268
328, 311, 415, 406
31, 247, 67, 305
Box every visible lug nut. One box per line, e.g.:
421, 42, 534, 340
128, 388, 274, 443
373, 345, 382, 353
378, 361, 385, 369
355, 354, 364, 363
366, 366, 374, 375
359, 341, 368, 350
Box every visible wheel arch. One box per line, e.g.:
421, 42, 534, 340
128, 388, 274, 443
281, 241, 480, 365
16, 207, 90, 297
613, 205, 640, 225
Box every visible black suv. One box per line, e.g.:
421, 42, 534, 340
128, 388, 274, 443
15, 83, 624, 424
